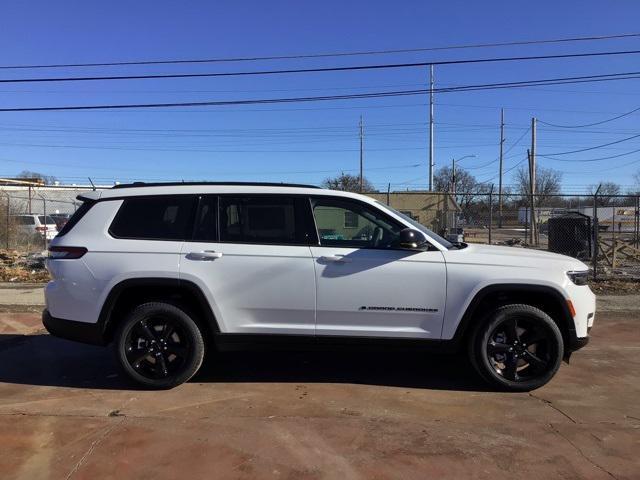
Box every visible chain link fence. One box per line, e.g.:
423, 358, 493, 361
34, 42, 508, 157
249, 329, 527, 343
407, 191, 640, 280
1, 185, 639, 280
369, 189, 640, 280
0, 185, 103, 252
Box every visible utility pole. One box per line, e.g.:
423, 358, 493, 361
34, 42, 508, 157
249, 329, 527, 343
359, 115, 364, 193
451, 158, 456, 196
451, 158, 456, 231
428, 65, 435, 191
498, 108, 505, 228
531, 117, 538, 245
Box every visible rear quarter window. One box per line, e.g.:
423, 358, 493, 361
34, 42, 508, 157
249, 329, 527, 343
109, 195, 196, 240
57, 200, 95, 236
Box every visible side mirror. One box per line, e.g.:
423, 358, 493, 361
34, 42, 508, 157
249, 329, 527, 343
397, 228, 429, 249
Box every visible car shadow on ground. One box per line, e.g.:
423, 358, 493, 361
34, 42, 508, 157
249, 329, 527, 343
0, 334, 492, 392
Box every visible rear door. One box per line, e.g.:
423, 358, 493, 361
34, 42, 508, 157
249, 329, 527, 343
309, 197, 447, 339
179, 195, 317, 335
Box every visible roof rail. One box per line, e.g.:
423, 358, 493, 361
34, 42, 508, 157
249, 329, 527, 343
111, 181, 321, 190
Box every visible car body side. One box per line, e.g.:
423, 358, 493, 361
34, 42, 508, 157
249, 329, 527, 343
44, 185, 595, 353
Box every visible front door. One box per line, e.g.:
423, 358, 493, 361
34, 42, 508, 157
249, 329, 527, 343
310, 197, 447, 339
179, 195, 316, 335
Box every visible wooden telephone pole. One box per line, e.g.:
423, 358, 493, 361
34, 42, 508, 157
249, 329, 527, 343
498, 108, 505, 228
428, 65, 435, 191
529, 117, 538, 245
359, 115, 364, 193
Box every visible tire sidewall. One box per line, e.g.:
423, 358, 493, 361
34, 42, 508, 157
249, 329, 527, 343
471, 305, 564, 392
115, 302, 205, 389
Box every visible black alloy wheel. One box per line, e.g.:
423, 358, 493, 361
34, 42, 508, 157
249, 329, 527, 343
125, 316, 190, 379
486, 316, 556, 382
115, 302, 205, 389
470, 304, 564, 391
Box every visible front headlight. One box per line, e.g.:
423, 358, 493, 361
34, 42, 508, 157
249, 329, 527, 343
567, 270, 589, 286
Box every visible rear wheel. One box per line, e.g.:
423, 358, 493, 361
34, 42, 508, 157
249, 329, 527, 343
115, 302, 205, 389
469, 304, 563, 392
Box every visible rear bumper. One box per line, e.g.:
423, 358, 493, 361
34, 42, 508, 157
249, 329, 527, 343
42, 309, 106, 346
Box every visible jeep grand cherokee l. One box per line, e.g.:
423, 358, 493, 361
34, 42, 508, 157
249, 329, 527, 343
43, 182, 595, 390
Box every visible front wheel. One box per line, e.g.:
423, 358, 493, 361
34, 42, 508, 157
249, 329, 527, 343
115, 302, 205, 389
469, 304, 564, 392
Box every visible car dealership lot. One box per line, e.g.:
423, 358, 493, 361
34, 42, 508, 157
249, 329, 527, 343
0, 298, 639, 479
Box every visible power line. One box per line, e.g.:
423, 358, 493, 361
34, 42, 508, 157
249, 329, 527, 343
3, 71, 640, 113
3, 33, 640, 70
465, 129, 531, 173
541, 132, 640, 156
538, 105, 640, 128
476, 129, 532, 183
0, 155, 422, 176
550, 155, 640, 174
538, 147, 640, 162
2, 50, 640, 84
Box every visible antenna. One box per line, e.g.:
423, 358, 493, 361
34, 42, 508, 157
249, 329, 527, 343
88, 177, 96, 191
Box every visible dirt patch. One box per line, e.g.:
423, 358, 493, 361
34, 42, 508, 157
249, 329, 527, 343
589, 278, 640, 295
0, 250, 49, 283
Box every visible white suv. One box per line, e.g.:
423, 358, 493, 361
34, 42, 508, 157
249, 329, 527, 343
14, 214, 58, 240
43, 182, 595, 390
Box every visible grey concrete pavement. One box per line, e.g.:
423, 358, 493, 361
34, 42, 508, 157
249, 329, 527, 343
0, 283, 45, 308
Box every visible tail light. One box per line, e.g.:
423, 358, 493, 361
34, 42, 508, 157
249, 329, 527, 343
48, 246, 87, 259
36, 226, 47, 232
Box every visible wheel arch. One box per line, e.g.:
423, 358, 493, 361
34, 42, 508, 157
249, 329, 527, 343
451, 283, 576, 349
98, 277, 220, 344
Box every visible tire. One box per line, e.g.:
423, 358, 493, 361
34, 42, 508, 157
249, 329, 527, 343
469, 304, 564, 392
114, 302, 205, 389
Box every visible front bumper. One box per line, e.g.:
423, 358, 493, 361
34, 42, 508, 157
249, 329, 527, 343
42, 309, 106, 346
567, 335, 589, 352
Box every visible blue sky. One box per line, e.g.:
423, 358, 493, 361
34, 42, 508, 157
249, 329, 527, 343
1, 0, 640, 192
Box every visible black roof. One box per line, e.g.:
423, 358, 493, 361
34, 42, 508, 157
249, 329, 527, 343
112, 181, 320, 190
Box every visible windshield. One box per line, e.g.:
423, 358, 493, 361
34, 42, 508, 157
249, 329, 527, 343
375, 202, 454, 249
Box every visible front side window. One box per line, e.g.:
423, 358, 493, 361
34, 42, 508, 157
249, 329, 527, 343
110, 195, 196, 240
376, 202, 453, 249
312, 198, 403, 249
219, 196, 307, 245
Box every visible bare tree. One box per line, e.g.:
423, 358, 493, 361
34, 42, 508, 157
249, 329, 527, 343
17, 170, 57, 185
515, 165, 562, 206
630, 171, 640, 195
433, 165, 483, 210
321, 173, 375, 192
588, 182, 622, 206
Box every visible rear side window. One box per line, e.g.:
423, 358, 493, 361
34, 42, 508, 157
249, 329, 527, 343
38, 215, 55, 225
110, 196, 196, 240
57, 201, 94, 236
218, 196, 308, 245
